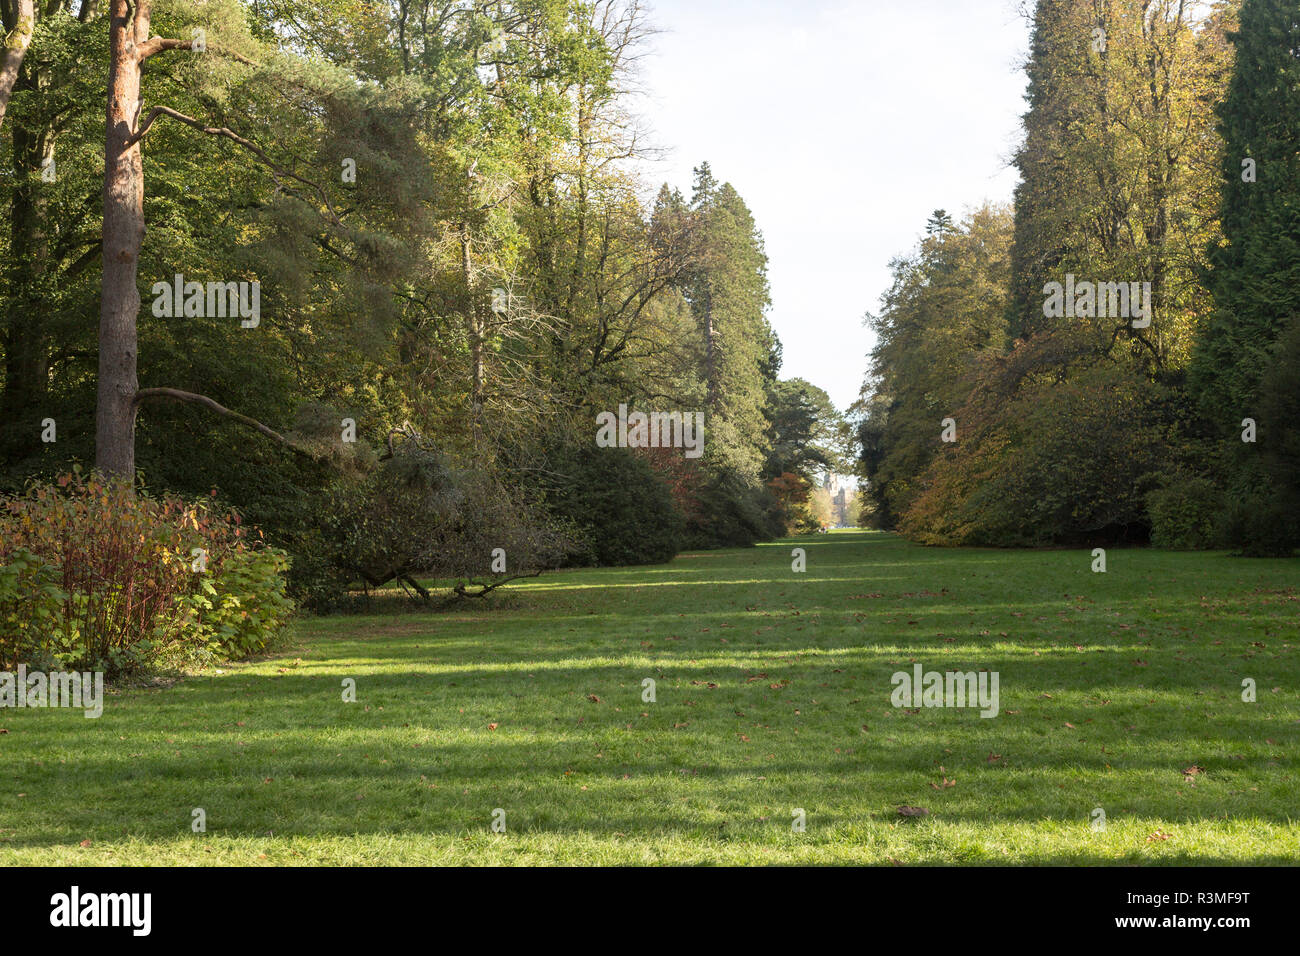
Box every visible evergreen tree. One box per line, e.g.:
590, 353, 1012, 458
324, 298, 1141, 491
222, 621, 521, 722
1192, 0, 1300, 425
1191, 0, 1300, 554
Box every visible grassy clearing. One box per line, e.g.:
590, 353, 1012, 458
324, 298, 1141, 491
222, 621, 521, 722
2, 531, 1297, 865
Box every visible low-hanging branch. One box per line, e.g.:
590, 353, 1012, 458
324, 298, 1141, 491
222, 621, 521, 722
133, 387, 316, 460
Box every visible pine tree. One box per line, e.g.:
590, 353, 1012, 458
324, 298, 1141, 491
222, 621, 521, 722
1191, 0, 1300, 554
1192, 0, 1300, 427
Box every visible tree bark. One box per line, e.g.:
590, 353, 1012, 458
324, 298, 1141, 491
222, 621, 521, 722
95, 0, 147, 477
460, 219, 484, 441
0, 0, 34, 132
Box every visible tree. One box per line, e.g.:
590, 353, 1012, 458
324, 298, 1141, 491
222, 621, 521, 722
764, 377, 843, 481
94, 0, 422, 478
858, 204, 1012, 527
1006, 0, 1228, 370
1, 0, 102, 470
0, 0, 35, 132
1191, 0, 1300, 554
682, 166, 774, 480
1191, 0, 1300, 428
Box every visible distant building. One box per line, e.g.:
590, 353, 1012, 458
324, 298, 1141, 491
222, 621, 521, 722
822, 473, 856, 528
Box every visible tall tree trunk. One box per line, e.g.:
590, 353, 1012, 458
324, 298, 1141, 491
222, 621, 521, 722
95, 0, 147, 477
461, 220, 484, 438
703, 287, 717, 409
0, 0, 34, 132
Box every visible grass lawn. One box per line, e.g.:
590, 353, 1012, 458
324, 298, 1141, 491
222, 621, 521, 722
2, 531, 1297, 865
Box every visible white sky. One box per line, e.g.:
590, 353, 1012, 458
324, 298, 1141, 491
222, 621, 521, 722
637, 0, 1031, 410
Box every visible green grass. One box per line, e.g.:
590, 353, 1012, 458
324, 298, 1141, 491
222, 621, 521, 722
2, 531, 1297, 865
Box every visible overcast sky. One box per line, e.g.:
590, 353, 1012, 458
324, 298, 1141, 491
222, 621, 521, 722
637, 0, 1031, 410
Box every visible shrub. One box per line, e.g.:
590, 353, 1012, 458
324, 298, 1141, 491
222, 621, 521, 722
0, 471, 292, 675
903, 362, 1170, 546
284, 527, 355, 614
305, 446, 576, 601
683, 468, 779, 549
534, 442, 683, 566
1219, 488, 1298, 558
1146, 477, 1223, 550
0, 549, 65, 671
189, 545, 294, 658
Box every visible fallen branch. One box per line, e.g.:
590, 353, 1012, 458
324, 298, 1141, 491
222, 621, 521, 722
440, 570, 543, 606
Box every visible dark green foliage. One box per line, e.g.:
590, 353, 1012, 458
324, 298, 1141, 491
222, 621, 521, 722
684, 468, 780, 549
1146, 476, 1224, 550
764, 378, 842, 481
1189, 0, 1300, 554
300, 446, 575, 605
532, 442, 683, 567
1192, 0, 1300, 427
1217, 316, 1300, 556
1257, 317, 1300, 511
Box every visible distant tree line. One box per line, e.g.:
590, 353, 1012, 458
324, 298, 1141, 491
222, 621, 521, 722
0, 0, 844, 612
853, 0, 1299, 556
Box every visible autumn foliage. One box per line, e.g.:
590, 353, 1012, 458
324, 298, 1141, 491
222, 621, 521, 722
0, 471, 291, 675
